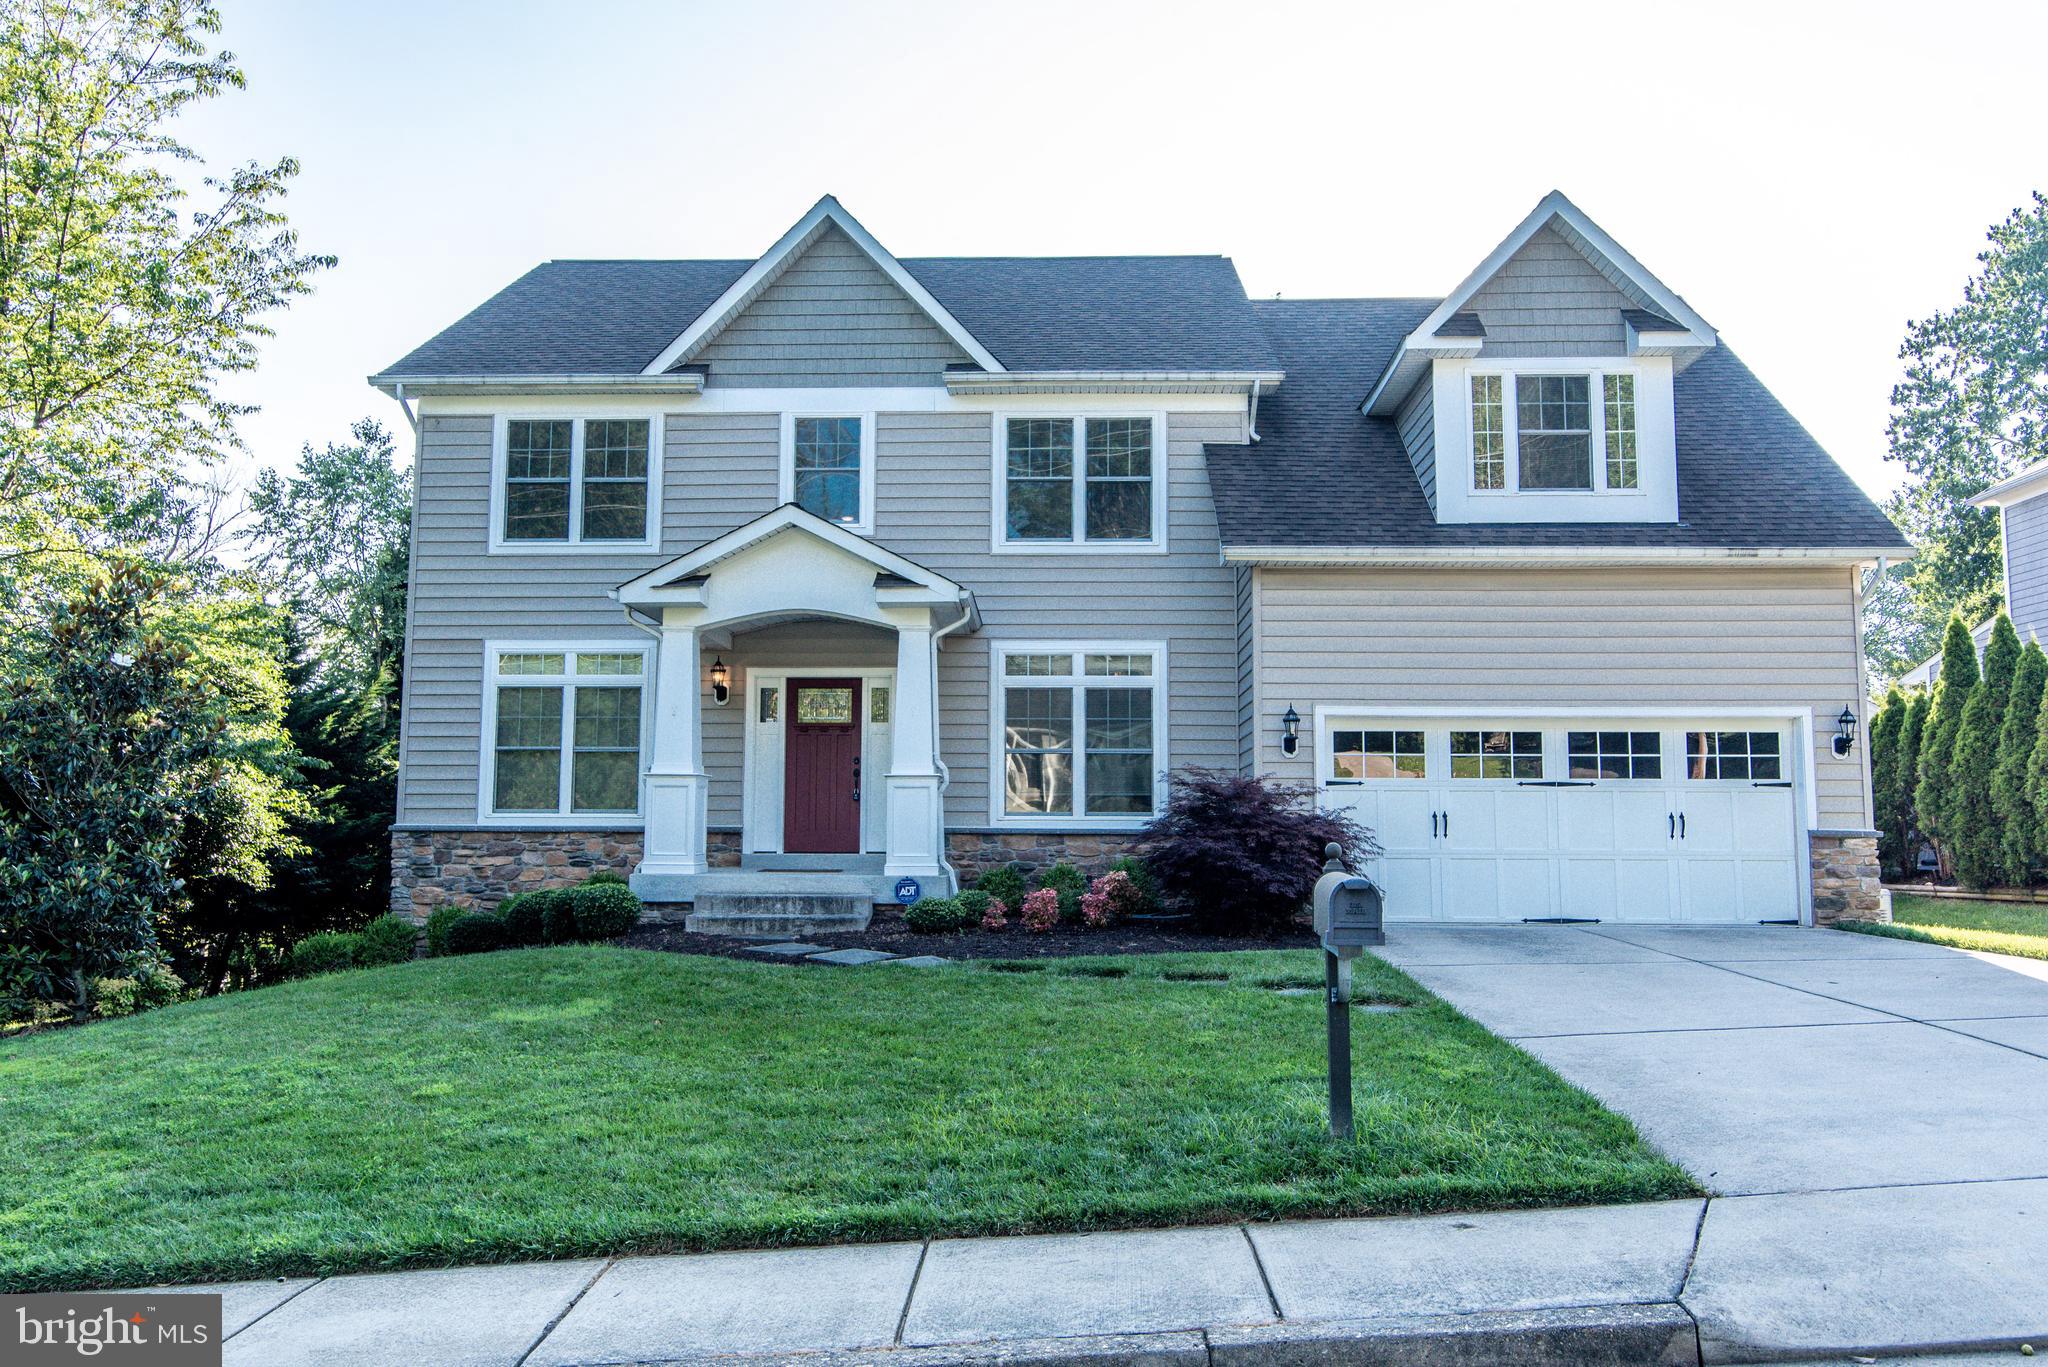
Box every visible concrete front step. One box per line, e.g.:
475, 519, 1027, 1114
739, 852, 886, 874
685, 893, 873, 938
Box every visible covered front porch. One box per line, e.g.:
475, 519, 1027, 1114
613, 506, 976, 912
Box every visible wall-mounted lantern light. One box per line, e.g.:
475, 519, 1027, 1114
1281, 705, 1301, 757
710, 657, 731, 706
1832, 704, 1857, 757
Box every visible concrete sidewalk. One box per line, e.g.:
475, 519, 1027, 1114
117, 1191, 2045, 1366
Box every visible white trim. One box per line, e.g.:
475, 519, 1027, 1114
1221, 545, 1908, 567
415, 387, 1249, 418
477, 638, 655, 825
945, 370, 1282, 397
486, 413, 663, 555
1971, 456, 2048, 510
989, 411, 1170, 555
778, 411, 878, 536
987, 639, 1169, 831
639, 194, 1004, 377
372, 373, 705, 397
613, 503, 962, 608
1363, 190, 1717, 416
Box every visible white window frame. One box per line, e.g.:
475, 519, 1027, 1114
988, 639, 1169, 829
1466, 363, 1645, 498
477, 639, 654, 826
779, 411, 878, 535
991, 412, 1169, 554
487, 414, 664, 554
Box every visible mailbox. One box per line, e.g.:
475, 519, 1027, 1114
1312, 846, 1385, 955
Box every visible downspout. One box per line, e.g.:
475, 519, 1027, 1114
1247, 379, 1263, 442
930, 592, 975, 890
388, 381, 420, 437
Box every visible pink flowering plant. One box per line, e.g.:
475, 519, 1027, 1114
979, 897, 1009, 931
1019, 887, 1061, 933
1079, 869, 1144, 928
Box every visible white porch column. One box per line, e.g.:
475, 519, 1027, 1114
882, 607, 947, 888
637, 607, 707, 879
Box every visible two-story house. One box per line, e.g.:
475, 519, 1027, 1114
375, 192, 1907, 929
1900, 464, 2048, 688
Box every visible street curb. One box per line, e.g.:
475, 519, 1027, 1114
615, 1303, 1700, 1366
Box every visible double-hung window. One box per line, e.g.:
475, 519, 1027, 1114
1468, 370, 1638, 495
998, 415, 1162, 549
782, 415, 874, 531
996, 644, 1163, 821
485, 646, 648, 819
497, 417, 656, 549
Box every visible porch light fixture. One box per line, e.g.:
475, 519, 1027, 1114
1281, 705, 1301, 757
710, 657, 731, 706
1832, 705, 1857, 757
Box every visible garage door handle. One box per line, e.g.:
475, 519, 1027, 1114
1679, 812, 1686, 839
1442, 811, 1450, 839
1431, 812, 1440, 838
1668, 812, 1675, 839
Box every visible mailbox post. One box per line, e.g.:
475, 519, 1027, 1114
1311, 842, 1385, 1141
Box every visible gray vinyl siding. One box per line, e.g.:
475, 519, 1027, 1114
694, 225, 971, 387
1395, 380, 1437, 510
2005, 494, 2048, 648
396, 407, 1248, 833
1247, 565, 1872, 829
872, 410, 1248, 825
1466, 225, 1641, 358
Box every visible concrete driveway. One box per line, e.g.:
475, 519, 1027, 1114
1376, 923, 2048, 1358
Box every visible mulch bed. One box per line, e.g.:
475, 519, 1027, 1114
622, 909, 1317, 962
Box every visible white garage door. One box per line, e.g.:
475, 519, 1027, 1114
1318, 720, 1801, 924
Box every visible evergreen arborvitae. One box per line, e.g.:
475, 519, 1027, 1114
1870, 686, 1908, 878
1895, 690, 1932, 872
1992, 640, 2048, 886
1915, 615, 1982, 877
1947, 614, 2019, 889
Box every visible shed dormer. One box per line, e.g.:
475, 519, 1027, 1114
1364, 192, 1716, 525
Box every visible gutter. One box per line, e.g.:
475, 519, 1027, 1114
944, 370, 1283, 397
368, 372, 709, 398
1221, 544, 1918, 567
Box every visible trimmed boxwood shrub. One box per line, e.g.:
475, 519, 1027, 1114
288, 931, 360, 978
973, 864, 1027, 909
357, 914, 420, 966
955, 889, 992, 927
570, 881, 642, 940
508, 888, 576, 945
904, 896, 962, 933
1036, 862, 1087, 922
424, 905, 467, 957
499, 893, 547, 946
443, 911, 507, 956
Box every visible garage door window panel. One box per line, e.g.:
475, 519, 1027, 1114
1687, 730, 1781, 781
1450, 729, 1543, 779
1333, 729, 1425, 780
1568, 730, 1661, 780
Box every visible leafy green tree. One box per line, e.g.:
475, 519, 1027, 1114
1992, 640, 2048, 885
1916, 615, 1981, 876
0, 0, 332, 560
1870, 687, 1909, 877
1867, 193, 2048, 683
0, 564, 230, 1020
1947, 615, 2020, 888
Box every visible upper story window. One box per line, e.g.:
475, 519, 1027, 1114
1468, 370, 1638, 495
997, 415, 1165, 552
781, 413, 875, 534
494, 416, 658, 552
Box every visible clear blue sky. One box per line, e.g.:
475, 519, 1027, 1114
178, 0, 2048, 504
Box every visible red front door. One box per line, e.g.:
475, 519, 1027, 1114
784, 678, 862, 853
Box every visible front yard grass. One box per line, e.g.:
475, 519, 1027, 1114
1842, 892, 2048, 961
0, 945, 1695, 1291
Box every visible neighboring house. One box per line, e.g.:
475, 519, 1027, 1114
373, 191, 1907, 929
1898, 463, 2048, 688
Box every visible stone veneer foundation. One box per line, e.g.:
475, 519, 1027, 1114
389, 829, 742, 920
945, 831, 1142, 883
1808, 829, 1888, 925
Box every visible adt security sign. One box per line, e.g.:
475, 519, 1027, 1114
894, 877, 923, 904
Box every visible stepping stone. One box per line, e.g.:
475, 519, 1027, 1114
1273, 987, 1318, 997
744, 942, 828, 959
882, 956, 951, 968
807, 948, 898, 966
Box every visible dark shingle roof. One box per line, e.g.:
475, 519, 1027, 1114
1207, 299, 1909, 552
375, 256, 1278, 377
1433, 311, 1487, 338
1622, 307, 1686, 333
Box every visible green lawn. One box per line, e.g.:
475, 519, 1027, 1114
1841, 893, 2048, 961
0, 946, 1694, 1292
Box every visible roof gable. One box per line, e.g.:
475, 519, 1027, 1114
640, 195, 1003, 376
